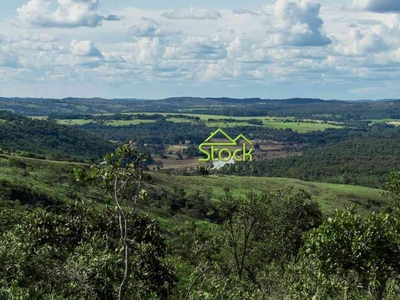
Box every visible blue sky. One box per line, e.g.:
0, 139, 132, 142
0, 0, 399, 100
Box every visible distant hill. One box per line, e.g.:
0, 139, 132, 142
0, 111, 114, 160
2, 96, 400, 120
0, 96, 354, 116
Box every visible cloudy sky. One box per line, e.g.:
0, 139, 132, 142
0, 0, 400, 99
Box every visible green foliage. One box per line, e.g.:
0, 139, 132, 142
251, 137, 400, 188
0, 179, 63, 208
303, 208, 400, 300
0, 201, 174, 299
383, 171, 400, 214
167, 189, 323, 299
0, 110, 114, 161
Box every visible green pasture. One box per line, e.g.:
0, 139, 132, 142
52, 112, 344, 132
153, 173, 386, 214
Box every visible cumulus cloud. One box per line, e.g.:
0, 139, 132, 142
14, 41, 64, 51
233, 5, 271, 16
233, 7, 262, 16
335, 27, 391, 55
128, 19, 182, 37
226, 36, 271, 63
164, 36, 227, 60
20, 32, 58, 42
162, 7, 222, 20
0, 53, 20, 68
135, 38, 163, 65
70, 40, 102, 57
17, 0, 121, 28
352, 0, 400, 13
6, 0, 400, 96
263, 0, 332, 47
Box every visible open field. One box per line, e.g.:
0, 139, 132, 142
50, 112, 344, 133
207, 120, 340, 132
388, 121, 400, 126
57, 119, 94, 125
152, 173, 386, 214
370, 119, 400, 125
152, 153, 301, 170
28, 116, 48, 120
155, 139, 304, 170
57, 119, 156, 126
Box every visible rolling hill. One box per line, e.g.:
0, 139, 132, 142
0, 110, 114, 160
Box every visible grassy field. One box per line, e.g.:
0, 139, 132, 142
28, 116, 48, 120
152, 173, 386, 214
370, 119, 400, 125
52, 112, 344, 133
0, 155, 105, 207
0, 153, 387, 215
57, 119, 94, 125
208, 120, 340, 132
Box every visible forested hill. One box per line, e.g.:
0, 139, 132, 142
0, 111, 114, 161
250, 137, 400, 188
2, 97, 400, 120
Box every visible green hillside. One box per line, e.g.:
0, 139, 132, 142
152, 173, 386, 214
0, 111, 114, 161
0, 153, 386, 215
251, 137, 400, 188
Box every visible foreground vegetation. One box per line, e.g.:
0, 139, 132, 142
1, 144, 400, 299
2, 97, 400, 299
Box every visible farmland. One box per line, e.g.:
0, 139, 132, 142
51, 112, 344, 133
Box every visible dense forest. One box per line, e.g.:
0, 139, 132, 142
0, 111, 114, 161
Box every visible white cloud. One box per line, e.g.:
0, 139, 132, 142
70, 40, 102, 56
3, 0, 400, 98
226, 36, 271, 63
232, 5, 271, 16
164, 36, 227, 60
13, 41, 64, 51
0, 52, 20, 68
233, 7, 262, 16
128, 19, 182, 37
335, 27, 391, 55
352, 0, 400, 13
134, 37, 163, 65
162, 7, 222, 20
263, 0, 332, 47
20, 32, 58, 42
17, 0, 121, 28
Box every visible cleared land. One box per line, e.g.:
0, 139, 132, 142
151, 140, 304, 170
51, 112, 344, 133
370, 119, 400, 126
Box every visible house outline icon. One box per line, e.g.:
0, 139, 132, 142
200, 129, 253, 147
